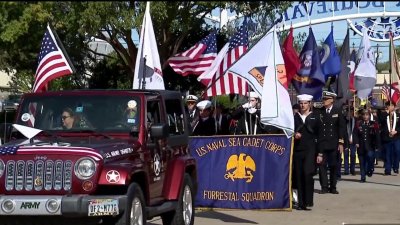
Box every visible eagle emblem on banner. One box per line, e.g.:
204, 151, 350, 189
224, 153, 256, 183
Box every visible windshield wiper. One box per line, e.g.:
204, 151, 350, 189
78, 129, 113, 139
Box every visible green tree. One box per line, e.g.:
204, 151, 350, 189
0, 2, 92, 93
0, 1, 292, 93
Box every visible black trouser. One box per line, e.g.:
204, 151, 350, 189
293, 149, 316, 207
319, 149, 338, 191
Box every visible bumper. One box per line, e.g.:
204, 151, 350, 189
0, 195, 127, 217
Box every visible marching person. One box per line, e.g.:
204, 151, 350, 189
379, 101, 400, 175
293, 94, 319, 210
352, 109, 380, 182
231, 92, 261, 135
344, 107, 357, 176
192, 100, 216, 136
316, 91, 346, 194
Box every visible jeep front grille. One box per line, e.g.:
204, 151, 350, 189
5, 160, 73, 192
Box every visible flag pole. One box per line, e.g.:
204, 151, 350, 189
142, 57, 147, 89
140, 3, 149, 90
389, 32, 392, 104
48, 23, 76, 74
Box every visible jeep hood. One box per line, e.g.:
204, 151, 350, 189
3, 124, 141, 160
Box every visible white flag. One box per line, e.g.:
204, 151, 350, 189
354, 28, 376, 99
228, 29, 294, 137
133, 2, 164, 90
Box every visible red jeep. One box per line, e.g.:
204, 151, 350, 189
0, 89, 197, 225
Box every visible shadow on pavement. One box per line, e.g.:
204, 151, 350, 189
195, 209, 258, 224
338, 177, 400, 187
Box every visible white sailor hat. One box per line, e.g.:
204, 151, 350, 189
186, 95, 198, 102
249, 91, 260, 99
322, 91, 337, 99
297, 94, 313, 101
196, 100, 212, 110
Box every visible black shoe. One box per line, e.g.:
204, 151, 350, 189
295, 205, 311, 211
394, 169, 399, 174
306, 203, 314, 207
330, 189, 339, 194
384, 172, 392, 176
351, 172, 356, 176
367, 171, 373, 177
343, 172, 349, 175
361, 178, 366, 183
320, 189, 328, 194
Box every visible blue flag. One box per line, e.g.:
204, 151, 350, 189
292, 27, 325, 99
320, 26, 341, 79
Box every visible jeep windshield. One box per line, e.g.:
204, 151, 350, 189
15, 94, 140, 133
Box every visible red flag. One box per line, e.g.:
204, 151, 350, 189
348, 49, 357, 93
389, 32, 400, 104
282, 26, 300, 87
32, 24, 75, 93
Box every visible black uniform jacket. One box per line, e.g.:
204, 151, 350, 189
187, 108, 200, 133
314, 106, 346, 153
215, 114, 230, 135
378, 111, 400, 143
352, 120, 380, 155
294, 112, 319, 151
231, 107, 259, 135
192, 117, 216, 136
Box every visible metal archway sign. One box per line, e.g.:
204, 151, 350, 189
275, 1, 400, 42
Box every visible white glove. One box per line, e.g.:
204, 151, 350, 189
242, 102, 251, 109
248, 108, 257, 114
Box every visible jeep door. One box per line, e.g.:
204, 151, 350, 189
146, 98, 166, 204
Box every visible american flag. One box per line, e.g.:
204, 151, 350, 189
204, 22, 249, 97
382, 78, 390, 100
168, 32, 217, 76
32, 24, 74, 93
0, 145, 19, 155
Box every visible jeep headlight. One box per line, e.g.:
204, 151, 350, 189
74, 158, 96, 179
0, 160, 4, 177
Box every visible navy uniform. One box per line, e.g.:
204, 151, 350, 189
185, 95, 200, 134
192, 100, 216, 136
231, 92, 260, 135
352, 110, 380, 182
378, 101, 400, 175
316, 91, 346, 194
293, 94, 319, 210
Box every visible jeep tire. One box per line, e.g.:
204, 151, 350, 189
115, 183, 146, 225
161, 174, 194, 225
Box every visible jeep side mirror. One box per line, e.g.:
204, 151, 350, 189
150, 123, 169, 139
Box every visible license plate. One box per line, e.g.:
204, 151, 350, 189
88, 199, 119, 216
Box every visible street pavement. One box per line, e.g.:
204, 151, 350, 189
149, 161, 400, 225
